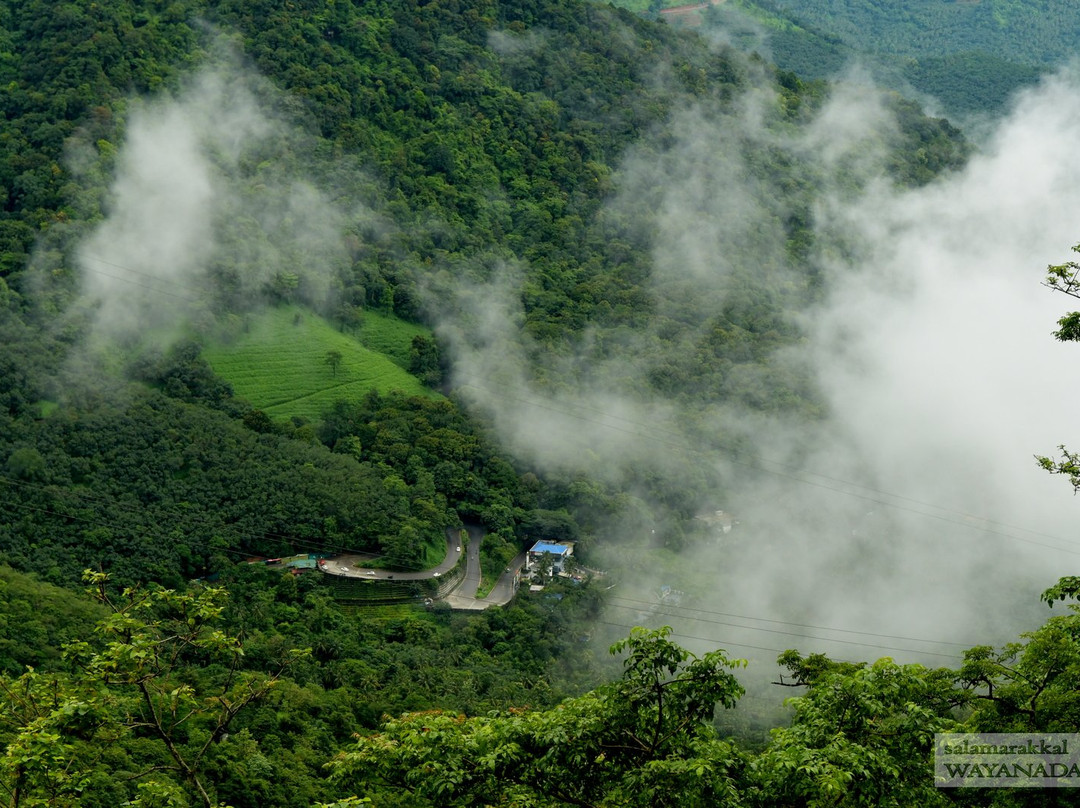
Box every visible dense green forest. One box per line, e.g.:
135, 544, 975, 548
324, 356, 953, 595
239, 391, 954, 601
747, 0, 1080, 66
2, 0, 1072, 804
0, 0, 969, 587
10, 568, 1080, 806
624, 0, 1071, 116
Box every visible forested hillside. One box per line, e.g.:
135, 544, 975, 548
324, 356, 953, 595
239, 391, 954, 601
5, 0, 1066, 804
751, 0, 1080, 66
0, 0, 969, 587
626, 0, 1072, 115
758, 0, 1079, 114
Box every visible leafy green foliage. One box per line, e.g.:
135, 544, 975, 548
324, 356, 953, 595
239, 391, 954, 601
322, 582, 1080, 806
0, 565, 103, 676
129, 340, 238, 412
0, 0, 973, 594
654, 0, 1054, 115
328, 626, 748, 807
753, 0, 1080, 68
1036, 242, 1080, 491
1035, 445, 1080, 493
902, 51, 1042, 116
0, 665, 116, 808
0, 2, 995, 804
1042, 242, 1080, 342
754, 657, 958, 807
0, 567, 607, 806
1040, 576, 1080, 606
318, 389, 542, 540
0, 571, 305, 808
955, 578, 1080, 735
740, 0, 1067, 110
407, 334, 443, 388
10, 560, 1080, 807
0, 385, 413, 585
0, 0, 197, 235
761, 579, 1080, 806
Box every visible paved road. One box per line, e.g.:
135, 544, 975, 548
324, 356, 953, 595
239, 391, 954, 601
445, 546, 526, 610
454, 524, 482, 598
439, 528, 526, 610
478, 551, 527, 607
319, 526, 526, 611
319, 528, 463, 581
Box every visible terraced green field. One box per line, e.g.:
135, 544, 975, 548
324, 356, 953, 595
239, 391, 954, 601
356, 309, 431, 368
203, 305, 435, 422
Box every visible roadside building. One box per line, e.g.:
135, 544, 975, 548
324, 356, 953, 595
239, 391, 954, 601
526, 541, 574, 575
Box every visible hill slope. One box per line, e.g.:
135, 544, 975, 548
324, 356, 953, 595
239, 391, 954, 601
203, 306, 433, 422
625, 0, 1063, 114
0, 0, 970, 594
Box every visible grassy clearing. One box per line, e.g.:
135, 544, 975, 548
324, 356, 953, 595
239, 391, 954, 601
203, 305, 435, 422
357, 309, 431, 368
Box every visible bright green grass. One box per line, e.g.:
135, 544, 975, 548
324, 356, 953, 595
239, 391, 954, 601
203, 305, 435, 422
357, 309, 431, 368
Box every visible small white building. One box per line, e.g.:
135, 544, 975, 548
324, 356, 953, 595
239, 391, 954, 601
526, 541, 574, 574
695, 509, 736, 537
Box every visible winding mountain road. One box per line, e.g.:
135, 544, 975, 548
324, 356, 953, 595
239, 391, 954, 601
319, 525, 525, 610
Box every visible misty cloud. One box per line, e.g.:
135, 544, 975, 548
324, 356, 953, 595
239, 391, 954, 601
66, 34, 1080, 671
487, 27, 549, 58
433, 264, 691, 483
681, 68, 1080, 659
76, 56, 353, 346
434, 64, 1080, 669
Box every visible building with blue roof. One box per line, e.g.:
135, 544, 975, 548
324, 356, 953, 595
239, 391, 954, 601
526, 541, 575, 575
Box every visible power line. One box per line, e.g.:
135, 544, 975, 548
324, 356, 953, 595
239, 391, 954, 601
607, 594, 974, 647
604, 601, 962, 661
591, 618, 937, 667
79, 254, 204, 304
594, 618, 790, 657
457, 378, 1080, 557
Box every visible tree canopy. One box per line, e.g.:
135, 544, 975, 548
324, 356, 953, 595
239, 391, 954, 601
0, 1, 1031, 806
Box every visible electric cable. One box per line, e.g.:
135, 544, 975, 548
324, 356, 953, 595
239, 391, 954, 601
457, 378, 1080, 557
79, 253, 204, 303
604, 601, 963, 660
607, 594, 975, 647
